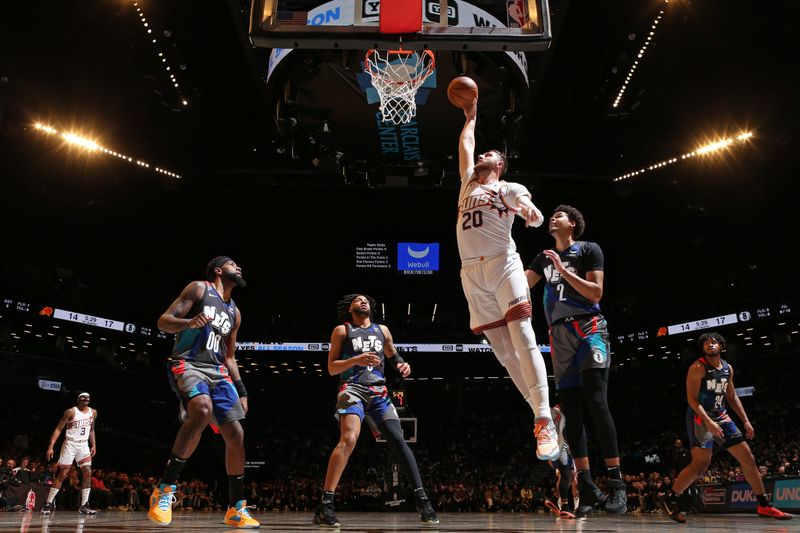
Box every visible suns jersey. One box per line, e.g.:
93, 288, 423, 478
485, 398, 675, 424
65, 407, 93, 443
690, 357, 732, 422
170, 281, 237, 365
456, 168, 531, 264
339, 322, 387, 386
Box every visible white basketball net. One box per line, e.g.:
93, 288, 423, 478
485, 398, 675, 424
365, 49, 436, 125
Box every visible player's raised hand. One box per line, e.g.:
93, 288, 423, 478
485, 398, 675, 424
522, 204, 544, 228
543, 249, 566, 273
463, 99, 477, 120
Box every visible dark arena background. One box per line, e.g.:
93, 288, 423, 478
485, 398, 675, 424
2, 0, 800, 531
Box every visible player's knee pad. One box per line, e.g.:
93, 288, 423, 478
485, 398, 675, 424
507, 319, 538, 352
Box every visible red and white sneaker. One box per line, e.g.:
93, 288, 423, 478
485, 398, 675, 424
757, 505, 793, 520
534, 420, 560, 461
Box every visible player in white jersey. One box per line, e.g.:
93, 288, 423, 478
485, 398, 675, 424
457, 98, 558, 461
42, 392, 98, 515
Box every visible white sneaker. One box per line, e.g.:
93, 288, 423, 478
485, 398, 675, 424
535, 420, 560, 460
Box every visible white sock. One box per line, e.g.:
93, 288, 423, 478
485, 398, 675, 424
81, 488, 91, 506
47, 487, 60, 504
507, 319, 551, 420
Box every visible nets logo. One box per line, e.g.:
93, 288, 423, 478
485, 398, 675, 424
321, 343, 330, 351
455, 344, 464, 352
442, 345, 454, 351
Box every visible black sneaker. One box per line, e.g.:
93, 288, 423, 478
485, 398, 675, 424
416, 496, 439, 524
79, 504, 98, 515
41, 502, 55, 515
575, 480, 605, 518
313, 502, 340, 528
604, 479, 627, 514
658, 493, 686, 523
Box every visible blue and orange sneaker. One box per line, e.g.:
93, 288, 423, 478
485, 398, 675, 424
147, 483, 177, 526
224, 500, 260, 528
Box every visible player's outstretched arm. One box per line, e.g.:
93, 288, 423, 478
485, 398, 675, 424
459, 100, 477, 179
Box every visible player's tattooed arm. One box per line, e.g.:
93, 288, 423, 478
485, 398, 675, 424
158, 281, 207, 333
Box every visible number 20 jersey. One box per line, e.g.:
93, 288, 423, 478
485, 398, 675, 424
456, 168, 531, 264
170, 281, 237, 365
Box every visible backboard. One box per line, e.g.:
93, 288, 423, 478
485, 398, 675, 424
250, 0, 551, 52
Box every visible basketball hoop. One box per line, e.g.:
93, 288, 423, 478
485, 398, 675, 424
365, 48, 435, 125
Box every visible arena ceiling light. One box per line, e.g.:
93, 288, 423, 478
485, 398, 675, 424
612, 0, 670, 109
132, 2, 188, 107
33, 122, 182, 178
613, 130, 753, 182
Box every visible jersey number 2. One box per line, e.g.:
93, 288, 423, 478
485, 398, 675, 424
461, 211, 483, 230
556, 283, 567, 301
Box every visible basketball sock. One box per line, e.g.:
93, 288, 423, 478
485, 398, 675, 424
577, 469, 598, 490
756, 494, 769, 507
228, 474, 245, 507
161, 453, 188, 486
606, 466, 622, 480
47, 487, 59, 504
81, 488, 90, 506
321, 490, 335, 505
504, 320, 551, 420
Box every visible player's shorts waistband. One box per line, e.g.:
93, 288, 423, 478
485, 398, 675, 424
550, 313, 601, 326
460, 250, 512, 268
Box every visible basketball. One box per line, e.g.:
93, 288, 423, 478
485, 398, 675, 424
447, 76, 478, 108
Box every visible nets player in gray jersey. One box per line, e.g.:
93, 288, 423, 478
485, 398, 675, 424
148, 256, 259, 528
526, 205, 625, 517
313, 294, 438, 528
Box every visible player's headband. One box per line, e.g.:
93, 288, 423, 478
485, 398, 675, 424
77, 392, 91, 399
206, 256, 233, 280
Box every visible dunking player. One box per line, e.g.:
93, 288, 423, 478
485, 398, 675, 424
659, 332, 793, 522
457, 99, 558, 461
148, 256, 259, 528
313, 294, 438, 528
526, 205, 626, 516
42, 392, 98, 515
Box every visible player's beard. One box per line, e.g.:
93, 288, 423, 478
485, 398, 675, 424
224, 271, 247, 287
353, 308, 370, 319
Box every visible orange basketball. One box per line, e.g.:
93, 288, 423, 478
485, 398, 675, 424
447, 76, 478, 108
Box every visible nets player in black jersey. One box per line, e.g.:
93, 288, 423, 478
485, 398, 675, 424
659, 332, 793, 522
525, 205, 625, 517
313, 294, 438, 528
148, 256, 259, 528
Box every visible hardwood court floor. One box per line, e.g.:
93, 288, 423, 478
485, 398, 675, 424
2, 510, 798, 533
